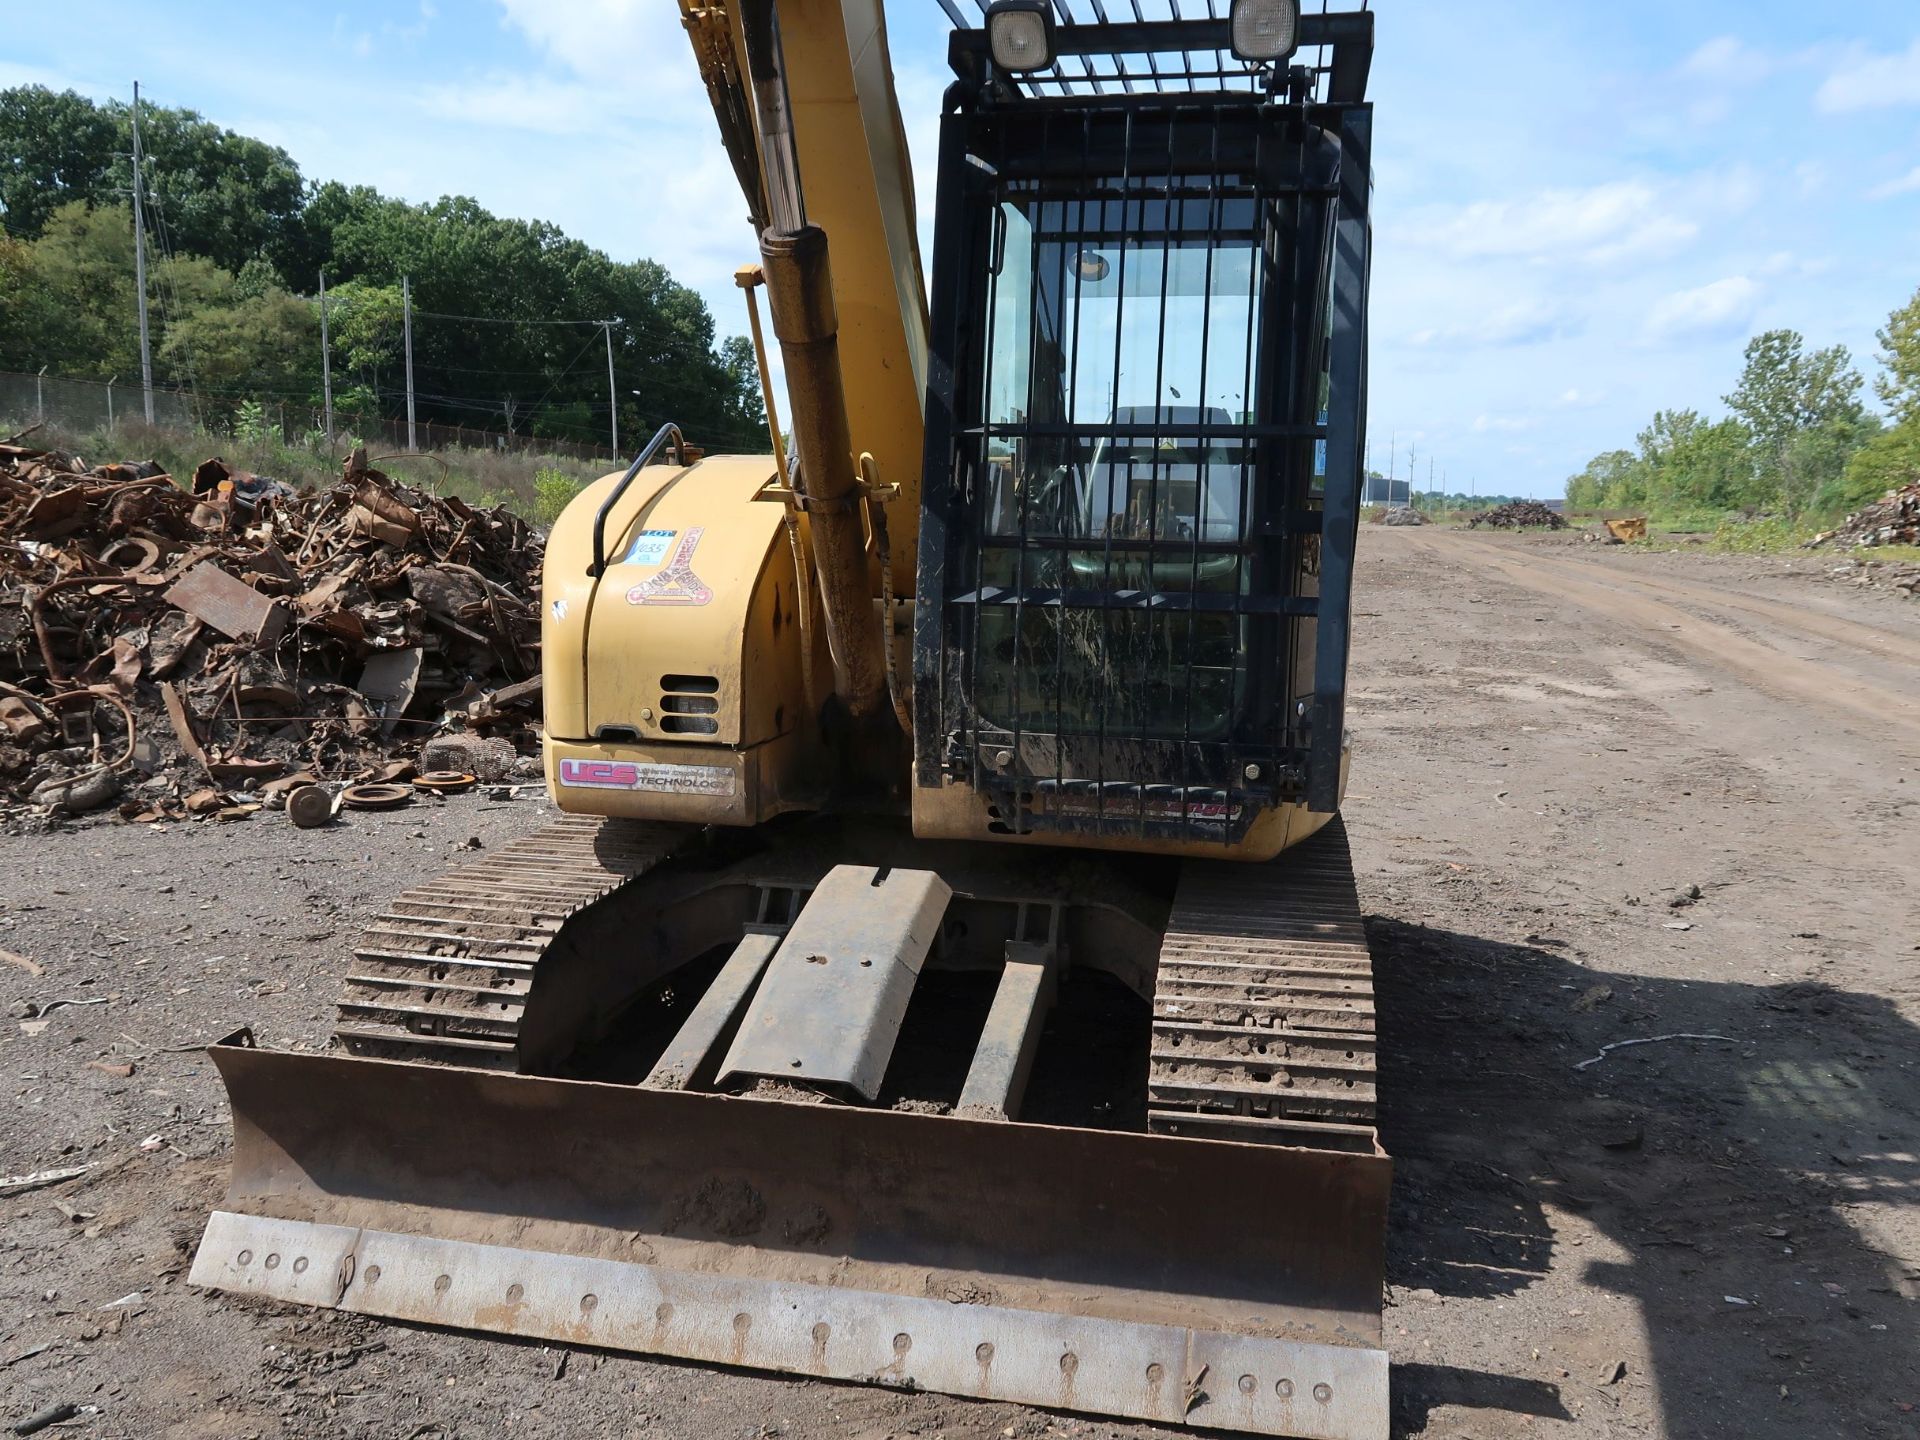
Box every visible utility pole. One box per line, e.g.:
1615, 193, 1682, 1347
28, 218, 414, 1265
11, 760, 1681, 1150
402, 274, 417, 451
36, 366, 46, 422
130, 82, 155, 425
107, 375, 116, 430
318, 270, 334, 444
601, 319, 619, 461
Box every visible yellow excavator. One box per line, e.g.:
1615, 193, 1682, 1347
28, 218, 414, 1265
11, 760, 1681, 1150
190, 3, 1383, 1436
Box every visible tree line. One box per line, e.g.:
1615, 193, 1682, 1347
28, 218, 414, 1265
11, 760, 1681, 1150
1565, 289, 1920, 522
0, 85, 767, 453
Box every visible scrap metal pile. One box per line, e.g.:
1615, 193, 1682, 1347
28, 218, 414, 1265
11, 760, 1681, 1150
1468, 501, 1569, 531
0, 438, 545, 819
1810, 480, 1920, 551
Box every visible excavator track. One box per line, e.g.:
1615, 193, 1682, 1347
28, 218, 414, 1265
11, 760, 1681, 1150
1148, 819, 1378, 1155
334, 813, 688, 1067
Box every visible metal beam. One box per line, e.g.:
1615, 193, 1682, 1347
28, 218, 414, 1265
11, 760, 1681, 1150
720, 865, 952, 1100
957, 940, 1062, 1119
1307, 104, 1372, 814
643, 930, 782, 1090
947, 12, 1374, 99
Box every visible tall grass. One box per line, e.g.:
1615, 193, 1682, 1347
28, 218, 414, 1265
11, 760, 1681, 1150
4, 414, 611, 520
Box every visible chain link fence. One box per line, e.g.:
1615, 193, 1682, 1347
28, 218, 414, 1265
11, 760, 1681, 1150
0, 369, 195, 435
0, 369, 612, 465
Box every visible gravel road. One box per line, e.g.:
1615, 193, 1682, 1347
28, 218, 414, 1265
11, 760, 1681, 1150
2, 527, 1915, 1439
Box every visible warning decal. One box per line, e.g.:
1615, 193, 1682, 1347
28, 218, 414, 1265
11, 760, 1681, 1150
625, 526, 713, 606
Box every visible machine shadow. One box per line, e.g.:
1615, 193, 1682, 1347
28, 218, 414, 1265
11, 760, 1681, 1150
1368, 916, 1918, 1440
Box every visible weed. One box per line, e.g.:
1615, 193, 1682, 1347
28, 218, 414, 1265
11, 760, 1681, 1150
3, 414, 609, 524
532, 468, 586, 527
1706, 515, 1809, 554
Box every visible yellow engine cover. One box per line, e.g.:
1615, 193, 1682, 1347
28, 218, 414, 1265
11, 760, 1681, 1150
541, 453, 825, 824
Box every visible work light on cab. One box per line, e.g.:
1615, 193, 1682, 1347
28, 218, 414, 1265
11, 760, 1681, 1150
986, 0, 1054, 73
1230, 0, 1301, 61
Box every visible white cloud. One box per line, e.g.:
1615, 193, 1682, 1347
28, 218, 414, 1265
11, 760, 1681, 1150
1684, 95, 1734, 128
495, 0, 695, 99
0, 59, 71, 89
1473, 414, 1536, 434
1406, 299, 1577, 350
1406, 180, 1704, 267
457, 2, 751, 318
1816, 38, 1920, 112
389, 11, 433, 45
1681, 36, 1774, 87
1556, 388, 1605, 410
1869, 165, 1920, 200
417, 74, 607, 135
1644, 276, 1761, 341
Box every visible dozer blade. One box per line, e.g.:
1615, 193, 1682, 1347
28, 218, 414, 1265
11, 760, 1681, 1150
191, 1041, 1389, 1439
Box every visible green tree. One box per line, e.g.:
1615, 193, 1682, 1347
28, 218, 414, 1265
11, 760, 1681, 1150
1565, 448, 1645, 510
1836, 421, 1920, 513
1634, 409, 1752, 513
1, 86, 306, 271
532, 467, 585, 526
0, 230, 69, 370
102, 98, 305, 274
160, 282, 319, 404
0, 87, 117, 238
11, 200, 143, 379
720, 333, 768, 436
1876, 288, 1920, 428
1724, 330, 1869, 517
322, 278, 406, 391
1, 90, 771, 453
313, 185, 764, 450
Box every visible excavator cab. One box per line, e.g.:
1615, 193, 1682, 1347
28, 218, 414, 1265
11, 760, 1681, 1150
189, 7, 1389, 1439
913, 13, 1373, 857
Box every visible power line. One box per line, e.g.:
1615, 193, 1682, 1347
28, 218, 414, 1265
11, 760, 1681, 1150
411, 309, 610, 327
128, 81, 154, 424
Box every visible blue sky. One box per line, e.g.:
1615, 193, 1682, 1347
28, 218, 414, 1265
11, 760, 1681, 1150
5, 1, 1919, 498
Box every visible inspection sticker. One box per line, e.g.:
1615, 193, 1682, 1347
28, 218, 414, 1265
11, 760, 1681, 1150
626, 527, 713, 606
557, 758, 736, 796
621, 529, 676, 567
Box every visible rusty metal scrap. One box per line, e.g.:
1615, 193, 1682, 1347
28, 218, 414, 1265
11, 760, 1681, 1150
1810, 479, 1920, 551
1468, 501, 1569, 531
1, 441, 547, 818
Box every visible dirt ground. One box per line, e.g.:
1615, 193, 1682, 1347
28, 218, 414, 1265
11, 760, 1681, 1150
2, 526, 1916, 1439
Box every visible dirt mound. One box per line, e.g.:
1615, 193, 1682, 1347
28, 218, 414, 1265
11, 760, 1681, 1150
1, 437, 544, 818
1468, 501, 1568, 531
1809, 479, 1920, 550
